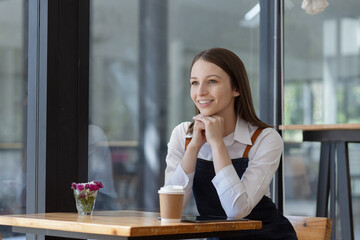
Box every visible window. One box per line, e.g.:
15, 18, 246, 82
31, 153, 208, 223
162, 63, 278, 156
283, 0, 360, 238
89, 0, 261, 212
0, 0, 27, 239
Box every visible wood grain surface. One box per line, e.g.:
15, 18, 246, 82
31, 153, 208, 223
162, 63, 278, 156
287, 216, 332, 240
0, 211, 261, 237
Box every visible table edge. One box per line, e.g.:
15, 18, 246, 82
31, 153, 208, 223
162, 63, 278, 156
0, 214, 262, 237
279, 123, 360, 131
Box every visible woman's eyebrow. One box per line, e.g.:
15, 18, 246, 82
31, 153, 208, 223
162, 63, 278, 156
206, 74, 221, 78
191, 74, 221, 79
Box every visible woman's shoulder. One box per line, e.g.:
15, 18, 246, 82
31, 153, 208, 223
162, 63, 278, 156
247, 124, 284, 159
258, 126, 283, 147
248, 123, 283, 145
261, 126, 280, 135
170, 121, 192, 137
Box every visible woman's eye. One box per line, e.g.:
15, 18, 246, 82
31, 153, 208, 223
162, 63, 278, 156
191, 81, 199, 86
209, 79, 217, 84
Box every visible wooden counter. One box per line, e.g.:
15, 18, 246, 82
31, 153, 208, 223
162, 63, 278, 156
0, 211, 262, 240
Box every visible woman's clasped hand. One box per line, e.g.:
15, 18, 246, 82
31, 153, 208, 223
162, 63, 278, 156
192, 114, 224, 147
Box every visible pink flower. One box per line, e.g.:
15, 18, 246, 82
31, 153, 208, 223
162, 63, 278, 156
71, 181, 103, 192
94, 181, 103, 188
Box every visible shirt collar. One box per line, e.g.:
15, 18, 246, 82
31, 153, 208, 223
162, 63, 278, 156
234, 117, 252, 145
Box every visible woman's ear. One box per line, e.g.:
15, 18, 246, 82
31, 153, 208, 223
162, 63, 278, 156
232, 88, 240, 97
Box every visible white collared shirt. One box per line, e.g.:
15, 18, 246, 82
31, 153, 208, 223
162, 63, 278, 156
164, 117, 283, 219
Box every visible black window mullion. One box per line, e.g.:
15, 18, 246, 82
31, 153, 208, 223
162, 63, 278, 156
45, 0, 89, 220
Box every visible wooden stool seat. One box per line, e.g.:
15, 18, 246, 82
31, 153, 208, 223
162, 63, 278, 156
287, 216, 332, 240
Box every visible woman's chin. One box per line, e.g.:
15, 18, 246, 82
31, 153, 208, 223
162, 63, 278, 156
199, 110, 216, 117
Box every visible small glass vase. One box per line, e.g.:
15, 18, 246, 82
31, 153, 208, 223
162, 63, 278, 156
73, 189, 98, 215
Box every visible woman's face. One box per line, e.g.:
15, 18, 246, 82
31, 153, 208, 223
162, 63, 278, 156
190, 59, 238, 118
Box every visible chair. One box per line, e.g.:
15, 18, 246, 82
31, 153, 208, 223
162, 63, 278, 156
287, 216, 332, 240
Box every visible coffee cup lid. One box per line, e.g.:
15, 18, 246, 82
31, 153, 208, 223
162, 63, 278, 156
158, 185, 185, 194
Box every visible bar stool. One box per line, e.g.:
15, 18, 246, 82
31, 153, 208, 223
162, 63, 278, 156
280, 124, 360, 240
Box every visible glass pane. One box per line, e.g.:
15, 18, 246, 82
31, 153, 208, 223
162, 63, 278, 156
284, 0, 360, 127
89, 0, 139, 210
0, 0, 27, 239
284, 0, 360, 238
90, 0, 260, 212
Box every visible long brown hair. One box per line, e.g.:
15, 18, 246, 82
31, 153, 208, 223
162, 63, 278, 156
187, 48, 272, 134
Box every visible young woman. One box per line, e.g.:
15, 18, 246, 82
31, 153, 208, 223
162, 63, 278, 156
164, 48, 297, 239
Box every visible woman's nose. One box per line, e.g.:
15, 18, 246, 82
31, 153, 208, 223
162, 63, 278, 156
197, 82, 208, 95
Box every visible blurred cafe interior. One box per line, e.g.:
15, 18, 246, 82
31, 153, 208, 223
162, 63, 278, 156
0, 0, 360, 239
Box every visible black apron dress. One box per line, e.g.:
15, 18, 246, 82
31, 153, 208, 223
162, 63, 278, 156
189, 128, 298, 240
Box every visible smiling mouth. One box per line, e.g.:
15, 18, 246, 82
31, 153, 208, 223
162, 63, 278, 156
198, 100, 214, 104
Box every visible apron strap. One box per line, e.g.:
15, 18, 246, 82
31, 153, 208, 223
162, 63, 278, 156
185, 137, 192, 151
242, 128, 264, 158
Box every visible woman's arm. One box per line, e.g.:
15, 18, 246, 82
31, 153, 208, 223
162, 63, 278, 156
212, 128, 283, 219
164, 122, 204, 208
180, 120, 207, 173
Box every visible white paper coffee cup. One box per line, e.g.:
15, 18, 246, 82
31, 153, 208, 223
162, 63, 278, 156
158, 185, 185, 222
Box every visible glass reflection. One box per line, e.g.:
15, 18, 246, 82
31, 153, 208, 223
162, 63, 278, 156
284, 0, 360, 238
90, 0, 139, 210
0, 0, 27, 239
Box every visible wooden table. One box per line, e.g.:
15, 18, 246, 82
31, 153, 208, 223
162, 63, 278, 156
0, 211, 262, 240
280, 123, 360, 240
